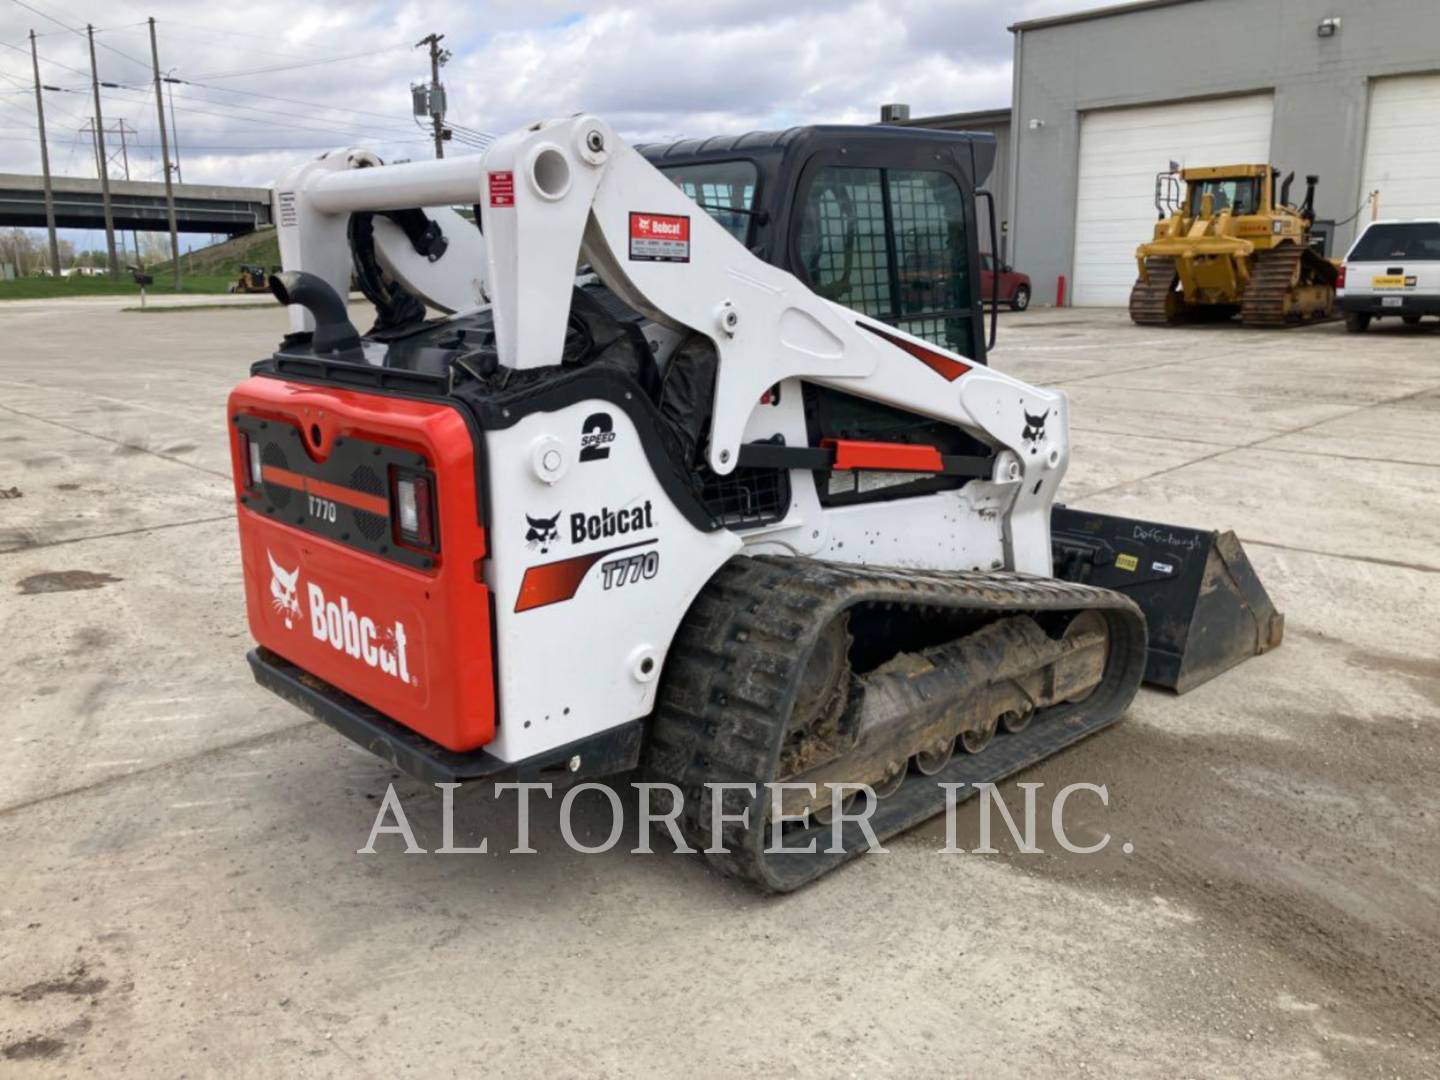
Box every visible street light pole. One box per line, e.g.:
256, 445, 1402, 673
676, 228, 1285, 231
163, 74, 182, 183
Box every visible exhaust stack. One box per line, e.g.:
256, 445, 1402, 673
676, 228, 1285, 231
271, 271, 362, 357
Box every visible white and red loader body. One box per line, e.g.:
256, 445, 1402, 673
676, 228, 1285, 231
231, 115, 1071, 774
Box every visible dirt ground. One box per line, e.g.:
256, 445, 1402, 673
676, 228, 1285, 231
1, 297, 1438, 1077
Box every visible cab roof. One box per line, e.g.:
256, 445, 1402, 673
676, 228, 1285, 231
638, 124, 995, 174
1181, 164, 1271, 180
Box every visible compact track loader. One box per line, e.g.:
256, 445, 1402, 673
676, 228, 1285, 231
230, 118, 1281, 890
1130, 164, 1338, 327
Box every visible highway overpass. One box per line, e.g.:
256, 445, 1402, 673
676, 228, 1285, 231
0, 173, 271, 235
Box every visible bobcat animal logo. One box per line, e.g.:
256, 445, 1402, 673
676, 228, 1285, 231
268, 550, 302, 629
1022, 408, 1049, 453
525, 512, 562, 554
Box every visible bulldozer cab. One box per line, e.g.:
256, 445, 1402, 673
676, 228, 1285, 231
1187, 172, 1263, 217
641, 125, 997, 364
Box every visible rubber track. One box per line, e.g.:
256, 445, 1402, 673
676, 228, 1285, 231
1129, 256, 1181, 326
642, 556, 1148, 892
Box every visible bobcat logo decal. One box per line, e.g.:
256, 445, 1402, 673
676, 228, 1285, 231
525, 512, 562, 554
1022, 408, 1049, 454
268, 550, 302, 629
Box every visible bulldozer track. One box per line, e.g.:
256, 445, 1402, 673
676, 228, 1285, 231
642, 555, 1148, 892
1129, 256, 1183, 326
1241, 245, 1303, 327
1241, 244, 1336, 327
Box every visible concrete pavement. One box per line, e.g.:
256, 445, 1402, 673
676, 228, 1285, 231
2, 302, 1437, 1076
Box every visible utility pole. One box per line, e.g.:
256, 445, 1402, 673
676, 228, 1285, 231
29, 31, 61, 277
149, 19, 181, 290
86, 24, 119, 279
416, 33, 448, 159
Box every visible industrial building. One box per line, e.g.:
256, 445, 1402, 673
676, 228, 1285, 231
904, 0, 1440, 307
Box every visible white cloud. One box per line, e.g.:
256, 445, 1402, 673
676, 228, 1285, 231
0, 0, 1100, 191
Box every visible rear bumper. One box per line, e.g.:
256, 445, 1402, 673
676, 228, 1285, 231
1339, 293, 1440, 315
248, 648, 642, 784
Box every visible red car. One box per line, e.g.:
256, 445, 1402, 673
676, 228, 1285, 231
981, 253, 1031, 310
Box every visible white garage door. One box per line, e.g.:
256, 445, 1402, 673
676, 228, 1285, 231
1361, 74, 1440, 222
1072, 94, 1274, 306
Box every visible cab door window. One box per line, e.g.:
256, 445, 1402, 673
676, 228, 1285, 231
796, 166, 892, 318
889, 168, 972, 352
796, 164, 975, 355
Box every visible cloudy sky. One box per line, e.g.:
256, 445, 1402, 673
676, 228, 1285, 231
1, 0, 1099, 192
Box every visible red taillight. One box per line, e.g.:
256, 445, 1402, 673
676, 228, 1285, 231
1336, 264, 1347, 289
238, 432, 263, 491
391, 467, 437, 550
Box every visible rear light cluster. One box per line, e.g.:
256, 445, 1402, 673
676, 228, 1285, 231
391, 467, 437, 550
237, 432, 264, 490
1336, 264, 1347, 289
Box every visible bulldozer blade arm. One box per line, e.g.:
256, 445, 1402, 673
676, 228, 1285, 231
1050, 506, 1284, 694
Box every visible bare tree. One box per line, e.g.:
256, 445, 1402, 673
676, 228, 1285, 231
0, 229, 39, 276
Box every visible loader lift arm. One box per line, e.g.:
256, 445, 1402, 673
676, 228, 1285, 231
273, 115, 1067, 574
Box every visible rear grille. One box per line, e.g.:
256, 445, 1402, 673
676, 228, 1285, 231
348, 465, 388, 540
261, 443, 291, 508
234, 414, 434, 571
349, 464, 384, 496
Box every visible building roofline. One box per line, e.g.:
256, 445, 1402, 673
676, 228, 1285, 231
900, 107, 1011, 129
1009, 0, 1202, 34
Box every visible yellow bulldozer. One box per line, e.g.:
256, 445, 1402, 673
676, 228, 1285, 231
1129, 164, 1337, 327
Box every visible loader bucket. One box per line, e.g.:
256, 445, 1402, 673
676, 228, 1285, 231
1049, 506, 1284, 694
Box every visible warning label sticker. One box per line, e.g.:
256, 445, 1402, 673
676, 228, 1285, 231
489, 171, 515, 208
629, 212, 690, 262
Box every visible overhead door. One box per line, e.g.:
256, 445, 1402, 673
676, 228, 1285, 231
1072, 93, 1274, 306
1361, 74, 1440, 223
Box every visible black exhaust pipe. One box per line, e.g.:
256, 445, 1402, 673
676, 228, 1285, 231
1300, 174, 1319, 222
270, 271, 362, 357
1279, 170, 1295, 208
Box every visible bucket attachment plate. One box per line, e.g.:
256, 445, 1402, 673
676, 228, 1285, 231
1050, 506, 1284, 694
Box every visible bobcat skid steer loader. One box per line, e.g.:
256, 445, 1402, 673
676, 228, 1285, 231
229, 116, 1280, 891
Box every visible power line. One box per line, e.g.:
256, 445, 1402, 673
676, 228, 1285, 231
167, 82, 419, 138
179, 78, 421, 128
185, 44, 411, 82
0, 35, 92, 79
0, 133, 430, 150
97, 84, 432, 143
6, 0, 154, 72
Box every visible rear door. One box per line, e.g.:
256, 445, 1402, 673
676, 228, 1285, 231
1344, 221, 1440, 305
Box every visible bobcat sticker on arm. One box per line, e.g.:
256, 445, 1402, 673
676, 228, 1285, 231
1022, 409, 1049, 453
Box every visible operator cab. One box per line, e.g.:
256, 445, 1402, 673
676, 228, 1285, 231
640, 125, 997, 364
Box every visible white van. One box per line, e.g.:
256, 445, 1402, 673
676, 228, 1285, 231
1338, 219, 1440, 332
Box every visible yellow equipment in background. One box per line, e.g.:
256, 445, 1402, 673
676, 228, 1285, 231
228, 264, 275, 294
1129, 164, 1337, 327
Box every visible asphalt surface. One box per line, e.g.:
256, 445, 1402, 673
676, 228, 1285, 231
2, 299, 1437, 1077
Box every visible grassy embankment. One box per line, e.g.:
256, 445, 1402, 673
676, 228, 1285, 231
0, 228, 279, 301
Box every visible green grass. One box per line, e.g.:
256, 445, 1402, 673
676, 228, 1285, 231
0, 273, 236, 300
121, 301, 278, 313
